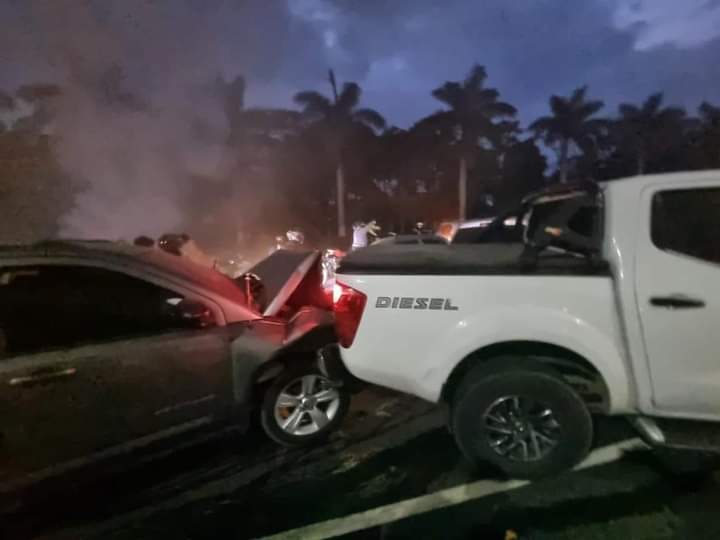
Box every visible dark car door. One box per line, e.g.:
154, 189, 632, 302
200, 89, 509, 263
0, 264, 233, 487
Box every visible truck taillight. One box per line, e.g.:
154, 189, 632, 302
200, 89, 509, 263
333, 281, 367, 348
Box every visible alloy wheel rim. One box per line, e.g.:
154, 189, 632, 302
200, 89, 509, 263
274, 374, 341, 436
482, 395, 560, 462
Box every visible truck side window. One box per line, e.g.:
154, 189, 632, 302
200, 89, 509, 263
651, 188, 720, 264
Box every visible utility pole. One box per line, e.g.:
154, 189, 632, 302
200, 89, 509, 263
328, 69, 346, 237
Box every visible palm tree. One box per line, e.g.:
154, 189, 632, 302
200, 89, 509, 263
530, 86, 606, 183
616, 93, 686, 175
696, 101, 720, 167
699, 101, 720, 123
294, 70, 386, 237
427, 65, 516, 220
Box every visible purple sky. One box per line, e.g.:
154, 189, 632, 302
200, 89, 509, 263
2, 0, 720, 238
2, 0, 720, 127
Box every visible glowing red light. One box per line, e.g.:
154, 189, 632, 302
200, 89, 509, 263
333, 281, 367, 348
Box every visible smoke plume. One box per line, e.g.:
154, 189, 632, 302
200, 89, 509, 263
1, 0, 325, 241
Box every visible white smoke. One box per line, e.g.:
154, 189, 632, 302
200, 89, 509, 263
1, 0, 323, 241
55, 87, 227, 239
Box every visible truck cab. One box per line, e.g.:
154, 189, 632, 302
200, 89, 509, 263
333, 170, 720, 478
603, 172, 720, 421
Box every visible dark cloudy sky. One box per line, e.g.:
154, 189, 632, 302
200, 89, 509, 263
2, 0, 720, 128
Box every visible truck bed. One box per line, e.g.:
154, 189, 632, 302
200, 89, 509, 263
338, 243, 609, 276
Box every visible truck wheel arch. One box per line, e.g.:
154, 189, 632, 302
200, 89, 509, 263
440, 341, 611, 414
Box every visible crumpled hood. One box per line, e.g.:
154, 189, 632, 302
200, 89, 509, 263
246, 249, 321, 316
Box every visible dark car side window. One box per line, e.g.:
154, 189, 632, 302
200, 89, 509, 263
651, 188, 720, 265
453, 217, 522, 244
0, 265, 190, 358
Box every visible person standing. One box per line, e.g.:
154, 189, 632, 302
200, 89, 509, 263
270, 235, 285, 255
352, 220, 380, 250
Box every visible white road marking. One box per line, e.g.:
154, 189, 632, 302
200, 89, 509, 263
39, 410, 445, 540
257, 438, 648, 540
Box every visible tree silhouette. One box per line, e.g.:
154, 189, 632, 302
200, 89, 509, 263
218, 75, 301, 154
426, 64, 516, 220
5, 69, 720, 246
0, 120, 73, 242
220, 75, 246, 145
294, 70, 386, 237
615, 93, 686, 175
366, 126, 457, 230
694, 102, 720, 168
497, 139, 547, 208
530, 86, 606, 183
0, 89, 15, 133
699, 101, 720, 124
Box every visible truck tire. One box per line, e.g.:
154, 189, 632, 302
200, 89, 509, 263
451, 362, 593, 479
261, 365, 350, 447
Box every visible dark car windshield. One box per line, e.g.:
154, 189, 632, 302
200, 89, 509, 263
128, 246, 249, 306
452, 215, 523, 244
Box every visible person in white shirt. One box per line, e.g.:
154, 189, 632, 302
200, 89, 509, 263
352, 220, 380, 250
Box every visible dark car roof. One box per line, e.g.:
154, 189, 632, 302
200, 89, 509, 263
372, 234, 448, 246
0, 240, 247, 305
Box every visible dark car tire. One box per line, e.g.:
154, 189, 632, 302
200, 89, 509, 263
261, 365, 350, 447
451, 361, 593, 479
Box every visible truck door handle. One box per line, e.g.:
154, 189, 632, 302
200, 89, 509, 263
650, 295, 706, 309
8, 367, 77, 387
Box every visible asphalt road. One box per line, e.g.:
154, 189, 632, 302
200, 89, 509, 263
3, 387, 720, 540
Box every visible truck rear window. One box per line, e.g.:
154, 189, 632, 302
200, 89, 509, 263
453, 217, 522, 244
567, 206, 598, 237
529, 202, 597, 238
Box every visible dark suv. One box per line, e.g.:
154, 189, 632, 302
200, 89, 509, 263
0, 241, 347, 492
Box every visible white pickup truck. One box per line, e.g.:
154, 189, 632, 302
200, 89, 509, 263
332, 171, 720, 478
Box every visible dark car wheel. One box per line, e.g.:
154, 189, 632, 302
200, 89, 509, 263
452, 362, 593, 479
261, 366, 350, 447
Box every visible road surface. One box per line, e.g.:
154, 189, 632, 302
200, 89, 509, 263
2, 386, 719, 540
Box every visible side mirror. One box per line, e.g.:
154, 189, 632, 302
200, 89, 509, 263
172, 299, 215, 328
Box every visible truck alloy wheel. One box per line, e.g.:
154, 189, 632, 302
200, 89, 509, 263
452, 360, 593, 479
482, 395, 560, 462
261, 367, 350, 446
